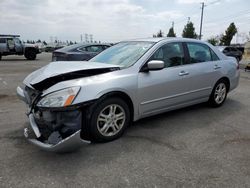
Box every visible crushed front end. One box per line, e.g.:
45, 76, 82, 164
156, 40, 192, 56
17, 85, 90, 152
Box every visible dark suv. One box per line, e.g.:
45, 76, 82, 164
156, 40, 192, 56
0, 35, 41, 60
217, 46, 243, 62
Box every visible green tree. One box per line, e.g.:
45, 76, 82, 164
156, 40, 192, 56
157, 30, 164, 37
220, 22, 237, 45
167, 27, 176, 37
182, 21, 197, 39
207, 36, 219, 46
153, 30, 164, 38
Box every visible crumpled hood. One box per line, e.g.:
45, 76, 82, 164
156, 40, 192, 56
24, 61, 121, 91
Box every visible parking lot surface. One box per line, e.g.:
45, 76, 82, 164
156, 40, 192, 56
0, 53, 250, 188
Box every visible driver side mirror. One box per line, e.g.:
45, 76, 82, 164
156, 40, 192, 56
146, 60, 165, 71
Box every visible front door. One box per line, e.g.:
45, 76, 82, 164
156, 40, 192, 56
138, 42, 190, 116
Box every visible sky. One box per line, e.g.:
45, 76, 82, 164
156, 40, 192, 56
0, 0, 249, 43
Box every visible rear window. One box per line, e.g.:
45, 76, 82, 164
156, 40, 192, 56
210, 49, 220, 61
186, 43, 212, 63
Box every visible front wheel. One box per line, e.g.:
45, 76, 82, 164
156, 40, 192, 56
88, 97, 130, 142
208, 80, 228, 107
25, 50, 37, 60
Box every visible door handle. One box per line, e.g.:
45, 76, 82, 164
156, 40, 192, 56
214, 65, 221, 70
179, 71, 189, 76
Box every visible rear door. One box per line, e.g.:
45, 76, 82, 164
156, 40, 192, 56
181, 42, 222, 101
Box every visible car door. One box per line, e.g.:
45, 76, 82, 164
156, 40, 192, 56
7, 38, 15, 52
181, 42, 222, 101
138, 42, 191, 116
14, 38, 23, 53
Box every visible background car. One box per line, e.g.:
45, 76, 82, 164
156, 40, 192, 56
52, 43, 111, 61
217, 46, 243, 62
0, 34, 41, 60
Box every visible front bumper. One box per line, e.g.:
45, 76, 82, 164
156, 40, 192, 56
17, 86, 90, 152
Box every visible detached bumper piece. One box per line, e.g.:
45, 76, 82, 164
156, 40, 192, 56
25, 111, 90, 152
17, 86, 90, 152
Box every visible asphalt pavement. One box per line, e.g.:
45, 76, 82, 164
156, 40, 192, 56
0, 53, 250, 188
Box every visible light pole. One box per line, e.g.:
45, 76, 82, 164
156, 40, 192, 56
199, 2, 205, 40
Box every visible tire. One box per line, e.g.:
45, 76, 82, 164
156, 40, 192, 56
88, 97, 130, 142
0, 54, 2, 61
24, 50, 36, 60
208, 79, 228, 107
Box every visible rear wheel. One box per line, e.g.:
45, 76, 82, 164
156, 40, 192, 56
25, 50, 36, 60
208, 79, 228, 107
88, 97, 130, 142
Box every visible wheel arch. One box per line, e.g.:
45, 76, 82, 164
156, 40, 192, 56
217, 77, 230, 92
24, 47, 36, 54
97, 91, 135, 122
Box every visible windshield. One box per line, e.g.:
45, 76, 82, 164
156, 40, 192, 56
89, 41, 155, 67
58, 43, 84, 52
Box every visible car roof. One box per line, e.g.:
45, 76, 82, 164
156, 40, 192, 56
123, 37, 208, 44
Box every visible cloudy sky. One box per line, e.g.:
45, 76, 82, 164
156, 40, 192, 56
0, 0, 249, 43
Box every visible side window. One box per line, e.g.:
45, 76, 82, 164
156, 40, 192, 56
7, 39, 15, 49
86, 46, 103, 53
231, 47, 237, 52
14, 38, 21, 44
186, 43, 212, 63
210, 49, 220, 61
149, 43, 185, 68
77, 47, 86, 52
223, 47, 229, 53
103, 45, 110, 50
0, 38, 5, 43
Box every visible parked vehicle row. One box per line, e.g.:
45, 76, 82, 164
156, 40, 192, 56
0, 35, 41, 60
17, 37, 240, 152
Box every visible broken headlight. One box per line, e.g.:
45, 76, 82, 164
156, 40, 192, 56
37, 87, 80, 108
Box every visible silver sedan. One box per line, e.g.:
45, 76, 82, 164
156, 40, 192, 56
17, 38, 240, 152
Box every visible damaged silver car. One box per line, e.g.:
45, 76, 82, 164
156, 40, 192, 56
17, 38, 239, 152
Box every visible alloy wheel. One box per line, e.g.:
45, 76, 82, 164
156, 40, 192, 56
97, 104, 126, 137
214, 83, 226, 104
